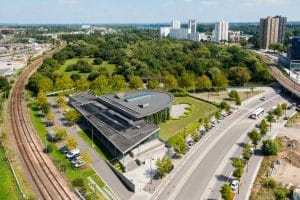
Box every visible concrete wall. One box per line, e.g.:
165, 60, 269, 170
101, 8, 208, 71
106, 161, 136, 192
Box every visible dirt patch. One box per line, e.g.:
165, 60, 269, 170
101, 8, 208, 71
170, 104, 190, 119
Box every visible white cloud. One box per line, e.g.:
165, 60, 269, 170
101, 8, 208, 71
160, 0, 174, 8
200, 0, 218, 6
242, 0, 290, 7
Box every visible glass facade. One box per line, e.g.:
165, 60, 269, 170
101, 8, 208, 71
288, 37, 300, 61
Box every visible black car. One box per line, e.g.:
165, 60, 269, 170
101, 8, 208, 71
59, 146, 68, 154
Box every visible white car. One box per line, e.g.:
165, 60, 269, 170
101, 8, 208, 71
66, 149, 80, 159
74, 160, 86, 168
260, 96, 267, 101
231, 180, 239, 191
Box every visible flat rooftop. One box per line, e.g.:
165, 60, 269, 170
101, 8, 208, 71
70, 91, 172, 154
97, 91, 173, 119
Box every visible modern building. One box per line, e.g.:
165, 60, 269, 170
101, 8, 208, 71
171, 20, 181, 29
188, 20, 197, 34
188, 33, 207, 42
160, 27, 171, 37
259, 16, 287, 49
213, 21, 229, 43
170, 28, 189, 40
70, 91, 173, 158
280, 37, 300, 71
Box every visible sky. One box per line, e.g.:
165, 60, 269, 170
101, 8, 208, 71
0, 0, 299, 24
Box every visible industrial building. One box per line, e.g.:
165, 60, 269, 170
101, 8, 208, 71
70, 91, 173, 158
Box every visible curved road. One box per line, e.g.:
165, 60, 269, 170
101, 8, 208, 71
8, 41, 77, 199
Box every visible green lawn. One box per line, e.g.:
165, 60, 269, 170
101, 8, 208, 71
59, 58, 116, 77
0, 148, 20, 200
28, 101, 106, 191
160, 97, 217, 141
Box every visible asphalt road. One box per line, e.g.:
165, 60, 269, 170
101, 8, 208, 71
153, 87, 290, 200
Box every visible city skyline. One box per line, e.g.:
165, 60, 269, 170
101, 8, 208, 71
0, 0, 299, 24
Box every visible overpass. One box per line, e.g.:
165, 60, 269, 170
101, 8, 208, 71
259, 52, 300, 98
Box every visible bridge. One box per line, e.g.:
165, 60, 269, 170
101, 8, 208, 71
259, 52, 300, 98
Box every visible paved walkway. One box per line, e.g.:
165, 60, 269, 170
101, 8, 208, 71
48, 97, 133, 200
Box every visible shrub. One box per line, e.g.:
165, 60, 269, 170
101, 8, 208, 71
262, 139, 279, 156
72, 178, 85, 188
93, 58, 103, 65
263, 178, 276, 189
274, 189, 286, 200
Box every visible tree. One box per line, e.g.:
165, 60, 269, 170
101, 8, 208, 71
38, 77, 53, 92
267, 112, 275, 130
74, 78, 90, 92
215, 110, 221, 120
212, 72, 228, 93
54, 75, 73, 91
191, 132, 200, 142
93, 58, 103, 65
203, 118, 211, 130
0, 77, 10, 91
180, 72, 195, 89
147, 79, 160, 90
263, 178, 276, 189
243, 143, 252, 160
262, 139, 279, 156
129, 76, 143, 90
228, 90, 238, 100
111, 75, 126, 91
274, 104, 283, 118
56, 127, 67, 140
235, 95, 241, 106
196, 75, 212, 91
220, 183, 234, 200
260, 119, 268, 136
164, 74, 178, 91
240, 38, 248, 47
274, 189, 286, 200
90, 75, 111, 95
232, 158, 244, 178
46, 112, 54, 122
37, 90, 50, 114
70, 73, 81, 81
64, 109, 81, 125
248, 129, 261, 146
281, 103, 287, 118
173, 137, 187, 154
66, 137, 77, 150
220, 101, 231, 112
229, 67, 251, 86
156, 157, 173, 178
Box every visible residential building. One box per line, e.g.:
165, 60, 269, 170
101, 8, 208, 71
171, 20, 181, 29
160, 27, 171, 37
70, 91, 173, 158
170, 28, 189, 40
188, 33, 207, 42
188, 20, 197, 34
213, 21, 229, 43
259, 16, 287, 49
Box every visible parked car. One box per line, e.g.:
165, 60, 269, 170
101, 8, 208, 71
70, 156, 83, 165
59, 146, 68, 154
66, 149, 80, 159
260, 96, 267, 101
45, 121, 54, 127
231, 180, 239, 191
200, 130, 206, 138
74, 160, 86, 168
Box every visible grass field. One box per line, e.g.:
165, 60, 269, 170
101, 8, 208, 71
159, 97, 217, 141
59, 58, 116, 77
0, 148, 20, 200
28, 101, 106, 195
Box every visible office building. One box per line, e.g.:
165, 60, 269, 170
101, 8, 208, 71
213, 21, 229, 42
279, 37, 300, 71
70, 91, 173, 158
160, 27, 171, 37
259, 16, 287, 49
171, 20, 181, 29
188, 20, 197, 34
170, 28, 189, 40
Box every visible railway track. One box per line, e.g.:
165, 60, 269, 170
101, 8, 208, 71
8, 41, 77, 199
